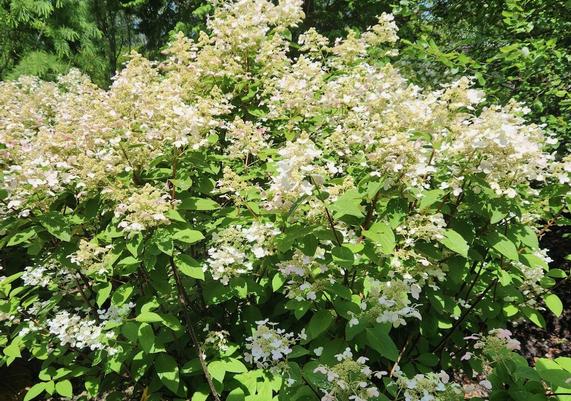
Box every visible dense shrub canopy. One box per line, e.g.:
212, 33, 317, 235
0, 1, 570, 401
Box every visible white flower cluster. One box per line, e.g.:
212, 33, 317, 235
203, 324, 230, 354
384, 213, 449, 283
241, 222, 281, 258
206, 222, 279, 284
478, 328, 521, 352
497, 248, 553, 307
393, 369, 463, 401
114, 184, 171, 234
265, 135, 322, 210
224, 117, 270, 159
550, 154, 571, 184
277, 248, 329, 301
97, 302, 135, 323
396, 213, 446, 247
351, 279, 421, 328
244, 319, 305, 369
462, 329, 521, 366
314, 347, 387, 401
21, 265, 51, 287
47, 310, 110, 351
21, 262, 76, 289
69, 240, 113, 277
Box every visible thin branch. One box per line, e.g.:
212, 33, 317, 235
432, 278, 499, 353
169, 257, 222, 401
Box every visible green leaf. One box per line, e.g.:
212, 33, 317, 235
165, 209, 187, 223
486, 232, 519, 261
191, 388, 209, 401
365, 325, 398, 361
331, 246, 354, 268
226, 388, 245, 401
7, 227, 37, 246
517, 226, 539, 250
170, 177, 193, 191
547, 268, 567, 278
363, 222, 395, 254
174, 254, 204, 280
96, 282, 113, 307
419, 189, 444, 210
271, 273, 284, 291
208, 360, 226, 383
84, 377, 99, 397
172, 229, 205, 244
439, 229, 469, 258
112, 283, 134, 306
138, 323, 155, 353
179, 197, 219, 210
136, 311, 163, 323
522, 306, 546, 329
307, 310, 334, 340
155, 354, 181, 394
38, 212, 72, 242
545, 294, 563, 317
55, 380, 73, 398
330, 189, 364, 218
222, 358, 247, 373
23, 382, 46, 401
3, 341, 21, 358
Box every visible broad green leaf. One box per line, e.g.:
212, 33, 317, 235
439, 229, 469, 258
55, 380, 73, 398
208, 360, 226, 383
38, 212, 72, 242
545, 294, 563, 317
7, 227, 36, 246
271, 273, 284, 291
363, 222, 395, 254
136, 311, 163, 323
138, 323, 155, 353
521, 306, 546, 329
170, 177, 193, 191
112, 283, 134, 306
222, 358, 247, 373
517, 226, 539, 250
486, 232, 519, 261
365, 325, 398, 361
172, 229, 204, 244
174, 254, 204, 280
283, 299, 311, 320
96, 282, 113, 307
307, 310, 334, 340
166, 209, 187, 223
23, 382, 46, 401
191, 388, 209, 401
331, 246, 354, 267
330, 189, 364, 218
84, 377, 99, 397
520, 253, 548, 270
3, 341, 21, 358
547, 268, 567, 278
419, 189, 444, 210
155, 354, 181, 394
226, 388, 245, 401
179, 197, 220, 210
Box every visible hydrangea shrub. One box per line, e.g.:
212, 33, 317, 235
1, 1, 570, 400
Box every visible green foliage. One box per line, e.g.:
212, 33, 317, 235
393, 0, 571, 151
0, 1, 569, 401
0, 0, 107, 84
